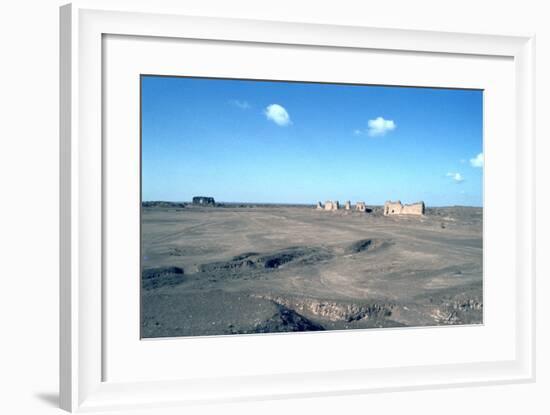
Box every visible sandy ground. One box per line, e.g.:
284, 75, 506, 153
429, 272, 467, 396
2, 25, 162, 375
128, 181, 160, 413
141, 205, 482, 338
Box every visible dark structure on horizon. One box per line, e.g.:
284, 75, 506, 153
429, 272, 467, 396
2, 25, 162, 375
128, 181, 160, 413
192, 196, 216, 206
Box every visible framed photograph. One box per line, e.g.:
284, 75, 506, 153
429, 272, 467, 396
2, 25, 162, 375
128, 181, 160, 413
139, 76, 484, 339
60, 1, 535, 412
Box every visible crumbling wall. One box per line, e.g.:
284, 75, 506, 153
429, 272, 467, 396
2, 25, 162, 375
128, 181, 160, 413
344, 201, 351, 210
384, 200, 425, 216
401, 202, 425, 215
355, 202, 366, 212
316, 202, 323, 210
384, 201, 403, 215
324, 200, 340, 211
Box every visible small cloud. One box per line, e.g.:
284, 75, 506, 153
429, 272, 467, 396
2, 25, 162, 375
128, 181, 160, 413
446, 172, 465, 183
470, 152, 483, 168
230, 100, 251, 110
353, 117, 396, 137
265, 104, 291, 126
367, 116, 396, 137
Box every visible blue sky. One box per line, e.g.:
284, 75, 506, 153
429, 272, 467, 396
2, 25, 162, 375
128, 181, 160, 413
141, 76, 483, 206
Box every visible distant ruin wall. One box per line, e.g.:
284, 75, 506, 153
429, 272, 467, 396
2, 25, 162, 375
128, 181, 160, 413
355, 202, 366, 212
384, 200, 425, 216
317, 200, 370, 212
192, 196, 216, 206
324, 200, 340, 211
384, 201, 403, 215
401, 202, 425, 215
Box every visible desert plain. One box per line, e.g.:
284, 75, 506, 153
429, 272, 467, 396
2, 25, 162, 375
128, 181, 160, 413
141, 204, 483, 338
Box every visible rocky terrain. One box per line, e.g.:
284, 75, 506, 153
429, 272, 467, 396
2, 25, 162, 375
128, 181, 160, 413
141, 204, 483, 338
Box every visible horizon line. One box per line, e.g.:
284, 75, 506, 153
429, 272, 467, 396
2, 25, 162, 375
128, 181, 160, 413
142, 200, 483, 208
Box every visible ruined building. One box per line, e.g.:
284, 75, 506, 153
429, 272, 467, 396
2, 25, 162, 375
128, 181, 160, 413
355, 201, 366, 212
324, 200, 340, 211
192, 196, 216, 206
344, 201, 351, 210
316, 201, 323, 210
383, 200, 425, 216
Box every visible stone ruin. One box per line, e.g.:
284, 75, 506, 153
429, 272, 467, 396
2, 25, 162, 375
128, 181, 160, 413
383, 200, 425, 216
324, 200, 340, 211
315, 199, 425, 216
315, 200, 369, 213
355, 201, 366, 212
192, 196, 216, 206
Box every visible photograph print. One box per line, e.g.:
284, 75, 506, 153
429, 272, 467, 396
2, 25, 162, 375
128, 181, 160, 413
140, 76, 483, 338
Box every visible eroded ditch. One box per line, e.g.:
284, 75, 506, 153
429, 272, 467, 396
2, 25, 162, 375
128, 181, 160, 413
254, 294, 395, 323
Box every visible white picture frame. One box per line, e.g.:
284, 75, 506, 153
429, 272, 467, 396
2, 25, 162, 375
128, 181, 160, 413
60, 1, 535, 412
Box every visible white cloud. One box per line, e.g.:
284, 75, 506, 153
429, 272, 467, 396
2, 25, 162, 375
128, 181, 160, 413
353, 117, 396, 137
230, 100, 251, 109
446, 172, 465, 183
367, 116, 396, 137
470, 152, 483, 168
265, 104, 291, 126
